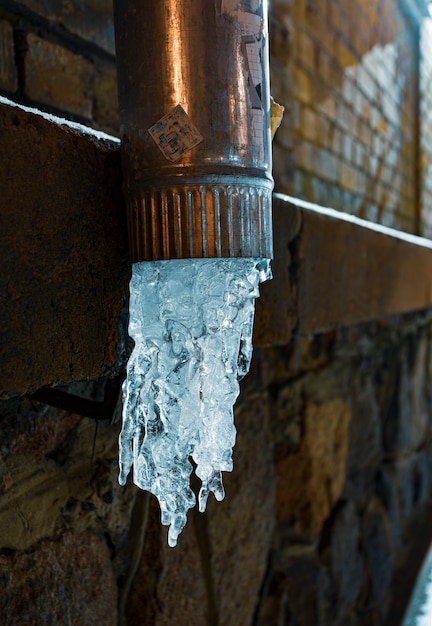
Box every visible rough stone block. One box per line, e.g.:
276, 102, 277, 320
395, 457, 417, 522
275, 398, 351, 538
0, 411, 135, 552
126, 501, 209, 626
375, 463, 402, 549
291, 201, 432, 333
25, 33, 94, 118
325, 502, 364, 617
0, 532, 118, 625
126, 391, 275, 626
345, 377, 382, 478
255, 550, 328, 626
0, 20, 17, 93
4, 103, 432, 394
363, 498, 394, 609
207, 393, 275, 626
383, 336, 430, 455
254, 196, 301, 347
0, 99, 129, 397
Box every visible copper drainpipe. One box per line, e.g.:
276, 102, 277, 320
113, 0, 273, 262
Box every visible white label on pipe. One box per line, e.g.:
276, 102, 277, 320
148, 105, 204, 162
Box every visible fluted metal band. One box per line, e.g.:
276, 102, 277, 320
126, 181, 273, 262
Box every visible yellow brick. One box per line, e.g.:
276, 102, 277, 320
301, 107, 319, 142
337, 40, 357, 69
314, 18, 339, 59
319, 95, 337, 121
293, 141, 313, 170
340, 162, 358, 192
329, 1, 344, 32
270, 13, 293, 62
332, 126, 342, 154
312, 78, 329, 104
297, 30, 316, 70
25, 33, 94, 118
293, 65, 312, 104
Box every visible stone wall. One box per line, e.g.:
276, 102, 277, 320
2, 313, 432, 624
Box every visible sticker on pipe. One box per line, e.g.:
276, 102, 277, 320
148, 105, 204, 162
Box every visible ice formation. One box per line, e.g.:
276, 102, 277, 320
119, 257, 271, 546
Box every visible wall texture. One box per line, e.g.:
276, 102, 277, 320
1, 1, 432, 625
2, 315, 432, 625
270, 0, 427, 234
0, 0, 118, 135
421, 10, 432, 236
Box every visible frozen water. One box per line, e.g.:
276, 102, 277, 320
119, 257, 271, 546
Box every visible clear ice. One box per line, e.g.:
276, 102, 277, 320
119, 257, 271, 546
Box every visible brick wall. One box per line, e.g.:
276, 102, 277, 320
0, 0, 118, 135
421, 10, 432, 237
1, 1, 429, 235
271, 0, 425, 234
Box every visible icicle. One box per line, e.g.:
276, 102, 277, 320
119, 257, 271, 546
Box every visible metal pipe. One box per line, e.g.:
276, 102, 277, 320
113, 0, 273, 262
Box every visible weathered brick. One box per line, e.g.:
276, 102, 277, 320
293, 65, 312, 103
314, 148, 338, 182
25, 33, 94, 118
320, 94, 337, 122
293, 141, 313, 170
0, 21, 17, 93
339, 162, 358, 191
421, 16, 432, 234
18, 0, 115, 54
269, 13, 293, 62
93, 60, 119, 135
271, 0, 424, 233
297, 30, 316, 70
301, 107, 319, 142
329, 0, 345, 32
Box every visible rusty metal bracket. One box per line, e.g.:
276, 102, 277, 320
28, 374, 125, 421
